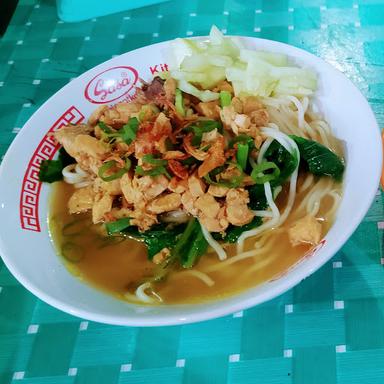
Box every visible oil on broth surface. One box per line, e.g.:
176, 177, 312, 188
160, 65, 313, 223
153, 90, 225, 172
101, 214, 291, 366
49, 180, 337, 304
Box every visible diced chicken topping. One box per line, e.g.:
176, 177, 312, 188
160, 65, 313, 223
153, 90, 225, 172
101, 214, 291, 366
147, 193, 181, 214
208, 184, 229, 197
188, 174, 206, 197
195, 101, 220, 120
100, 103, 142, 126
55, 76, 312, 241
288, 215, 322, 246
68, 186, 95, 214
92, 193, 113, 223
225, 189, 254, 226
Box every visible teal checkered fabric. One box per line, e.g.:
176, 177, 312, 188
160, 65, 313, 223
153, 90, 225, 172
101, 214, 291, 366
1, 0, 384, 383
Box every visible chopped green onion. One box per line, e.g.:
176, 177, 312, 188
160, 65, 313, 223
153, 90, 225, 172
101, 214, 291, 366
185, 120, 222, 135
120, 117, 139, 144
185, 120, 222, 145
175, 88, 186, 116
204, 173, 243, 188
219, 90, 232, 107
236, 143, 249, 171
105, 217, 131, 235
181, 157, 200, 166
98, 121, 113, 134
229, 134, 254, 149
135, 165, 171, 179
142, 154, 168, 166
98, 160, 128, 182
250, 161, 280, 184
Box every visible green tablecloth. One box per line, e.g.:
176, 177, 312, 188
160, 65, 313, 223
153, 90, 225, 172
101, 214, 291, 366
1, 1, 384, 383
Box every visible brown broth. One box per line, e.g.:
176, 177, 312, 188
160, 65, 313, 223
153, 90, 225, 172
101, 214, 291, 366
49, 176, 340, 304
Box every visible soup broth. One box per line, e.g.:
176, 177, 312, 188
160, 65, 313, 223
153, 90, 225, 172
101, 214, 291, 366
49, 175, 340, 304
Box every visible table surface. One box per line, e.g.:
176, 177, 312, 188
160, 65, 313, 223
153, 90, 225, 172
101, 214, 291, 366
1, 0, 384, 383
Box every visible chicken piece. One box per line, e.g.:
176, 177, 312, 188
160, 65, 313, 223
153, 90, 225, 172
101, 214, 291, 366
68, 186, 95, 214
147, 193, 181, 214
136, 175, 169, 200
164, 77, 177, 102
115, 141, 135, 156
120, 173, 142, 205
213, 80, 233, 93
220, 105, 236, 130
231, 97, 243, 113
194, 194, 229, 232
110, 207, 132, 219
120, 174, 159, 230
54, 124, 93, 159
195, 101, 220, 119
241, 96, 265, 114
153, 112, 172, 138
92, 193, 113, 223
93, 177, 122, 196
74, 135, 109, 158
100, 102, 142, 126
168, 177, 187, 194
130, 210, 158, 231
288, 215, 322, 246
55, 127, 110, 174
248, 126, 263, 148
233, 114, 251, 133
197, 136, 226, 178
88, 105, 108, 126
153, 247, 171, 264
181, 191, 198, 216
220, 106, 250, 135
250, 109, 269, 127
163, 151, 187, 160
202, 128, 219, 144
225, 189, 254, 226
188, 174, 206, 198
194, 194, 221, 218
220, 164, 242, 181
208, 184, 229, 197
199, 215, 228, 232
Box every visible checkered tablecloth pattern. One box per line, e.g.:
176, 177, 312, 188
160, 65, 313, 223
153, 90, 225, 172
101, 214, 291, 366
1, 0, 384, 383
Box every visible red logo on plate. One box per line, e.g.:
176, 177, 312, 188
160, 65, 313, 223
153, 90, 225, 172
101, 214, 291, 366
84, 66, 139, 104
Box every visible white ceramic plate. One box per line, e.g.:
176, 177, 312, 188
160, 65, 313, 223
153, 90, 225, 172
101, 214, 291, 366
0, 37, 381, 326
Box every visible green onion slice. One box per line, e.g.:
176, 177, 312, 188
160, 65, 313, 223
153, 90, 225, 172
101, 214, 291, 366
175, 88, 185, 117
98, 158, 131, 182
250, 161, 280, 184
135, 165, 171, 179
120, 117, 139, 144
142, 154, 168, 166
105, 217, 131, 235
219, 91, 232, 107
236, 142, 249, 171
229, 134, 254, 149
98, 121, 113, 134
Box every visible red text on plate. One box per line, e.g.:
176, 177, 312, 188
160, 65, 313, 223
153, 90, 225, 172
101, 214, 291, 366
84, 66, 139, 104
149, 63, 168, 75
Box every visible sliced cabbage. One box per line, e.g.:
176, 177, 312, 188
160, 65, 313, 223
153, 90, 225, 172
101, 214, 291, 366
168, 25, 317, 101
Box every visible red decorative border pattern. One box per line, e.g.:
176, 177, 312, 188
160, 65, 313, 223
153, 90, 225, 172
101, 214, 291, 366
20, 106, 85, 232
